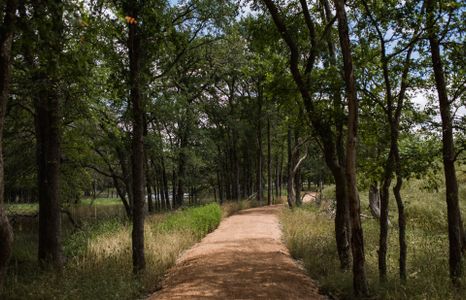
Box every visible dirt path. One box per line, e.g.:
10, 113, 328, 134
148, 205, 325, 300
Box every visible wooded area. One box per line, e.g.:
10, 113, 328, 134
0, 0, 465, 298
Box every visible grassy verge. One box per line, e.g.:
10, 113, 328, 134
3, 203, 222, 300
6, 198, 122, 215
280, 179, 466, 299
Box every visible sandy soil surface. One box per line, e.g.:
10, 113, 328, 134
148, 205, 325, 300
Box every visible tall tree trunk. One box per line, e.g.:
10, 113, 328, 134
278, 147, 283, 197
322, 0, 351, 270
335, 0, 368, 295
262, 0, 351, 269
426, 0, 462, 283
234, 133, 241, 202
217, 168, 223, 204
294, 128, 302, 206
172, 168, 176, 208
176, 110, 191, 207
256, 89, 263, 205
393, 149, 407, 282
286, 127, 293, 208
144, 125, 153, 213
36, 0, 64, 269
275, 153, 279, 199
127, 5, 145, 273
146, 170, 153, 213
267, 117, 272, 205
159, 154, 170, 209
0, 0, 17, 288
295, 168, 301, 206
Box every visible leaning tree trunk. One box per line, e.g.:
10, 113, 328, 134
426, 0, 462, 283
127, 5, 145, 273
335, 0, 369, 295
0, 0, 17, 288
262, 0, 351, 270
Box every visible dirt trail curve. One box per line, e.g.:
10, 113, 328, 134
148, 205, 325, 300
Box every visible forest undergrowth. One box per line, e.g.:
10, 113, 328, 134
2, 202, 230, 299
281, 174, 466, 300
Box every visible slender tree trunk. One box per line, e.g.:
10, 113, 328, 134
256, 90, 263, 205
275, 153, 279, 199
262, 0, 351, 269
0, 0, 17, 288
379, 147, 394, 281
267, 117, 272, 205
217, 169, 223, 204
127, 5, 145, 273
146, 171, 153, 213
286, 127, 293, 208
331, 165, 351, 269
159, 155, 169, 209
426, 0, 462, 282
235, 135, 241, 202
144, 133, 153, 213
393, 148, 407, 282
335, 0, 368, 295
278, 147, 283, 197
295, 169, 301, 206
171, 168, 176, 208
111, 175, 132, 218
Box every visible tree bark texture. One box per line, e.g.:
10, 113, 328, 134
334, 0, 369, 295
256, 89, 263, 205
262, 0, 351, 269
0, 0, 17, 287
127, 3, 146, 273
426, 0, 462, 283
267, 117, 272, 205
35, 0, 64, 269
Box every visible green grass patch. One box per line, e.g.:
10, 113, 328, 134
154, 203, 222, 239
79, 198, 122, 206
5, 203, 38, 215
5, 198, 122, 216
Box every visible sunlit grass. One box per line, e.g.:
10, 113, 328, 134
280, 177, 466, 299
2, 203, 223, 299
5, 198, 122, 216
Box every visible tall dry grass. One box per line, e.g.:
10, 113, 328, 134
3, 203, 222, 299
280, 176, 466, 299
